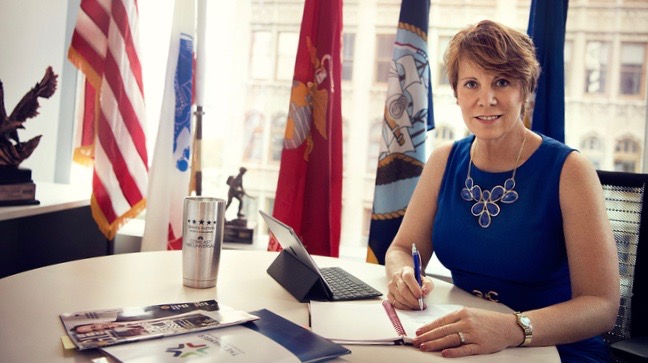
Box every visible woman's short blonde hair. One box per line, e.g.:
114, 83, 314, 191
444, 20, 541, 118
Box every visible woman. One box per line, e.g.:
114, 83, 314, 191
385, 20, 619, 362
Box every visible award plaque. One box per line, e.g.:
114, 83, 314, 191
0, 66, 58, 207
224, 218, 254, 244
0, 166, 39, 206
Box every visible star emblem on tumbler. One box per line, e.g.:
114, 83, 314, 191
187, 219, 217, 225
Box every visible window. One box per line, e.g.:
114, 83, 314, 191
362, 207, 372, 238
250, 31, 274, 80
270, 114, 286, 163
375, 34, 395, 83
580, 134, 603, 169
342, 33, 355, 81
437, 37, 451, 86
262, 198, 275, 234
367, 120, 383, 173
616, 137, 640, 154
243, 191, 259, 223
582, 135, 603, 151
71, 0, 645, 261
614, 137, 641, 172
615, 160, 637, 173
276, 32, 299, 81
584, 41, 610, 95
431, 125, 454, 147
564, 40, 572, 96
620, 43, 646, 97
243, 111, 265, 163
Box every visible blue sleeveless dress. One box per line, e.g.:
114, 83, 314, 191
433, 133, 610, 362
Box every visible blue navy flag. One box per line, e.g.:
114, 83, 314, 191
367, 0, 435, 265
526, 0, 568, 142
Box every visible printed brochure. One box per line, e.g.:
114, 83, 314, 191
100, 309, 351, 363
60, 300, 258, 350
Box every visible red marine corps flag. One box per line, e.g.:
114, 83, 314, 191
68, 0, 148, 240
268, 0, 343, 257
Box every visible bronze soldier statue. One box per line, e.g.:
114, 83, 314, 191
225, 167, 248, 218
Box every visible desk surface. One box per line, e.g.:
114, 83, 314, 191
0, 250, 559, 363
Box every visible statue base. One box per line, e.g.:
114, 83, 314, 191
224, 218, 254, 244
0, 166, 39, 206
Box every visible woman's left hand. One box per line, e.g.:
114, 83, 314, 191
412, 307, 518, 357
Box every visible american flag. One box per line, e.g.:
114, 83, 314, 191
68, 0, 148, 241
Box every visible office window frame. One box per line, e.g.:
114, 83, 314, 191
367, 120, 383, 174
584, 40, 611, 96
243, 111, 266, 163
614, 136, 642, 173
250, 31, 275, 81
564, 40, 573, 97
581, 134, 604, 169
276, 31, 299, 81
342, 32, 356, 81
619, 42, 647, 98
269, 113, 287, 163
375, 33, 395, 84
431, 125, 455, 148
437, 36, 451, 87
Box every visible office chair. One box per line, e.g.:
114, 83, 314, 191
597, 170, 648, 362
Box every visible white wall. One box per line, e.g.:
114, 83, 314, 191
0, 0, 72, 182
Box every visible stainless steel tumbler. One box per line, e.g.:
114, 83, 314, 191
182, 196, 226, 288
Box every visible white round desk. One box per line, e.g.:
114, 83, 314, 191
0, 250, 559, 362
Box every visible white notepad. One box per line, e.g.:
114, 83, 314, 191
309, 300, 461, 345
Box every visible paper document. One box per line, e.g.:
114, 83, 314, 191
60, 300, 258, 350
100, 309, 351, 363
310, 300, 461, 345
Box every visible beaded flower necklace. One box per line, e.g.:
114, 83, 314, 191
460, 131, 528, 228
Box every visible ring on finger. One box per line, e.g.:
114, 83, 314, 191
458, 332, 466, 344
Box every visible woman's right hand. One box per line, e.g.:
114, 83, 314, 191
387, 266, 434, 310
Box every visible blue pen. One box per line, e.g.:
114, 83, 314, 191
412, 243, 424, 310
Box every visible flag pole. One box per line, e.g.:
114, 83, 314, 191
192, 107, 203, 196
192, 0, 207, 196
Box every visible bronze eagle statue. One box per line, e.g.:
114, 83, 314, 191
0, 66, 58, 166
